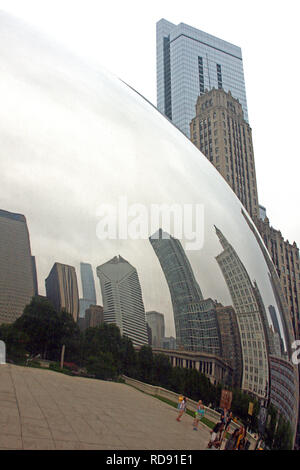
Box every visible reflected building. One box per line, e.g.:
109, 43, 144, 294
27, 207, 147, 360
146, 311, 165, 348
85, 304, 104, 329
269, 355, 299, 434
152, 347, 232, 387
45, 262, 79, 322
242, 209, 294, 357
215, 303, 243, 388
161, 336, 176, 350
0, 209, 36, 324
156, 19, 248, 137
96, 255, 148, 347
254, 211, 300, 342
149, 229, 221, 355
79, 262, 97, 318
215, 226, 269, 399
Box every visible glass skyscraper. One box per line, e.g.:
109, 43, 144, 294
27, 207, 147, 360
156, 19, 248, 137
149, 229, 221, 355
0, 209, 36, 324
79, 262, 97, 318
96, 255, 148, 347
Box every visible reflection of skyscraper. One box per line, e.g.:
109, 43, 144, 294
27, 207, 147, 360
146, 311, 165, 348
80, 262, 96, 303
241, 208, 293, 357
45, 262, 79, 322
268, 305, 280, 335
96, 256, 148, 347
149, 229, 221, 354
215, 226, 269, 399
241, 210, 299, 443
0, 209, 36, 324
215, 304, 243, 388
85, 305, 104, 328
79, 262, 97, 318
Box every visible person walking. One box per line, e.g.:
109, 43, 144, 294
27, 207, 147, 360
193, 400, 205, 430
177, 394, 183, 410
176, 396, 187, 422
207, 421, 224, 448
224, 411, 233, 432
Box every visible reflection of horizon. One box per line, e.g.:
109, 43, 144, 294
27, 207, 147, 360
214, 225, 269, 399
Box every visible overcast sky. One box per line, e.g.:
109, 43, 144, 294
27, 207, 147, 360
0, 0, 299, 246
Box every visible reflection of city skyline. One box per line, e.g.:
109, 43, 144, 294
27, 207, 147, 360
214, 225, 269, 398
241, 208, 291, 355
149, 228, 244, 388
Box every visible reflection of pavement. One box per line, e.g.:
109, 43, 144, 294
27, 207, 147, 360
0, 365, 212, 450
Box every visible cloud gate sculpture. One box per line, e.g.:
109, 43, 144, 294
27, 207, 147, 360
0, 13, 298, 439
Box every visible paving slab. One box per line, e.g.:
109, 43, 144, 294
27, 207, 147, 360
0, 364, 213, 450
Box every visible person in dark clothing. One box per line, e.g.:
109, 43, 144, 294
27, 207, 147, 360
207, 421, 224, 448
224, 428, 240, 450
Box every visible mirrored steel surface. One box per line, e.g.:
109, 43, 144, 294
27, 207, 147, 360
0, 13, 298, 433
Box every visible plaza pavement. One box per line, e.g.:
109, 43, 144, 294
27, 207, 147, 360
0, 364, 213, 450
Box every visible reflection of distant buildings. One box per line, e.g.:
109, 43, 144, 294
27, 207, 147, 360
79, 262, 97, 318
85, 304, 104, 328
269, 355, 299, 433
0, 209, 37, 324
161, 336, 176, 350
146, 311, 165, 348
152, 347, 232, 387
268, 305, 285, 357
215, 304, 243, 389
96, 255, 148, 347
215, 226, 269, 399
45, 262, 79, 322
241, 209, 293, 357
78, 304, 104, 331
149, 229, 221, 355
241, 210, 299, 440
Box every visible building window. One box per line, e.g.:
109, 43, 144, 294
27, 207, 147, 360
216, 64, 223, 89
198, 57, 204, 95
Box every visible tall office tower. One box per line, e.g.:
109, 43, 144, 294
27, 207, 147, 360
96, 255, 148, 347
190, 88, 259, 219
215, 226, 269, 399
255, 211, 300, 341
215, 304, 243, 388
146, 323, 152, 346
45, 262, 79, 322
146, 311, 165, 348
85, 304, 104, 329
79, 262, 97, 318
0, 209, 36, 324
149, 229, 221, 354
161, 336, 176, 350
156, 18, 248, 137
